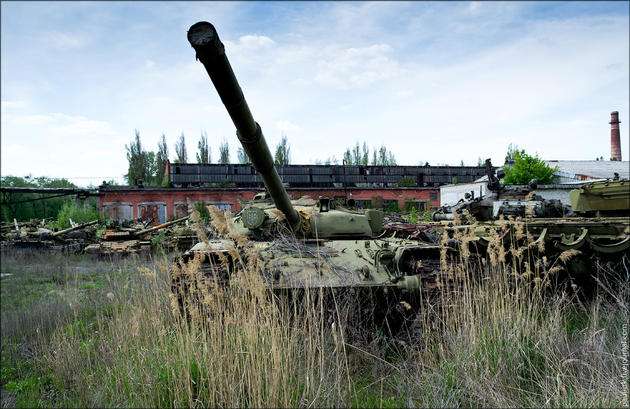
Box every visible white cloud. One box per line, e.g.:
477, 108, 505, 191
275, 121, 300, 133
1, 100, 26, 109
1, 2, 627, 180
237, 35, 276, 49
11, 114, 57, 124
2, 143, 27, 157
314, 44, 401, 88
468, 2, 482, 13
51, 115, 116, 136
47, 32, 87, 49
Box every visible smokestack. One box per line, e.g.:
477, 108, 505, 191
610, 111, 622, 161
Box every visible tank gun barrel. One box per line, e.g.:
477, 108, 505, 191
52, 220, 99, 237
134, 216, 189, 237
187, 21, 300, 226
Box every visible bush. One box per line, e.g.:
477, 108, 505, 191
502, 150, 557, 185
397, 176, 415, 187
56, 202, 101, 229
384, 201, 400, 212
407, 206, 418, 223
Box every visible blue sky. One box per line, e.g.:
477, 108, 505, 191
1, 1, 628, 187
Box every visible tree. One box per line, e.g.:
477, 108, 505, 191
505, 143, 519, 164
1, 175, 78, 222
237, 147, 250, 164
361, 142, 369, 166
219, 139, 230, 164
375, 145, 396, 165
145, 151, 158, 184
156, 133, 169, 184
343, 148, 352, 165
174, 132, 188, 163
196, 130, 211, 164
274, 134, 291, 165
351, 142, 361, 165
125, 129, 146, 184
387, 151, 397, 166
502, 150, 558, 185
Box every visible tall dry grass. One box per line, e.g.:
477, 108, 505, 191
4, 209, 627, 407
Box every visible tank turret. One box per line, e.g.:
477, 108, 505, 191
187, 21, 383, 239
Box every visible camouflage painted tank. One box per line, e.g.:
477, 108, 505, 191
178, 22, 452, 327
84, 216, 189, 257
1, 219, 98, 254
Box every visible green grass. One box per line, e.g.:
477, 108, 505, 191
1, 246, 628, 408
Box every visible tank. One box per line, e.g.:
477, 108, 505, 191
84, 216, 190, 257
391, 161, 629, 289
1, 219, 99, 254
177, 22, 451, 331
432, 159, 571, 222
569, 178, 630, 217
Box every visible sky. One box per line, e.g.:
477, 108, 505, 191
1, 1, 628, 187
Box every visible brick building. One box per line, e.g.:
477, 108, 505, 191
99, 163, 488, 224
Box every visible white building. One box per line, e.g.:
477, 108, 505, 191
440, 160, 628, 207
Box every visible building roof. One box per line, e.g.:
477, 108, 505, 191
545, 160, 629, 180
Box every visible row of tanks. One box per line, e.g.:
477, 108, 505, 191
0, 216, 195, 257
177, 21, 629, 331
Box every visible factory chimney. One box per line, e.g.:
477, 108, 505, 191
610, 111, 622, 161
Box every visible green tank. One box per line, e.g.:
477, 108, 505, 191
570, 178, 630, 217
177, 22, 451, 332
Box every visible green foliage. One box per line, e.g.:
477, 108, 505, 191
0, 175, 78, 222
56, 202, 101, 229
174, 132, 188, 164
196, 130, 211, 164
407, 206, 418, 223
384, 201, 400, 212
376, 145, 396, 165
397, 176, 415, 187
161, 173, 171, 188
502, 150, 558, 185
452, 176, 457, 184
423, 210, 432, 222
194, 200, 211, 224
151, 231, 167, 247
219, 139, 230, 164
343, 148, 352, 165
274, 134, 291, 165
125, 130, 162, 185
125, 130, 146, 184
156, 133, 169, 184
237, 147, 250, 164
341, 142, 396, 166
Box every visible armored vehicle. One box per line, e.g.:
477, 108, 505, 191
1, 219, 99, 254
84, 216, 189, 257
432, 159, 570, 222
570, 178, 630, 217
176, 22, 456, 331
